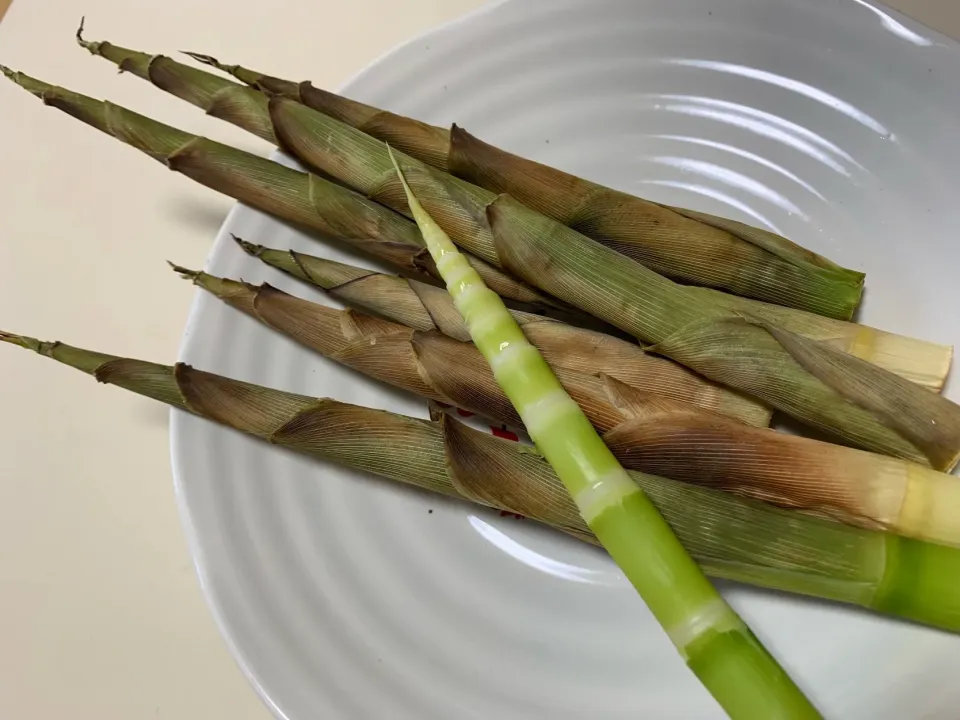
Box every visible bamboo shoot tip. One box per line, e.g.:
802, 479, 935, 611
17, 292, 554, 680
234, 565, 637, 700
0, 330, 38, 351
182, 51, 224, 71
231, 234, 263, 256
168, 261, 200, 281
74, 16, 98, 53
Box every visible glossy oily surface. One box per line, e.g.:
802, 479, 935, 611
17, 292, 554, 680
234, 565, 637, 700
172, 1, 960, 717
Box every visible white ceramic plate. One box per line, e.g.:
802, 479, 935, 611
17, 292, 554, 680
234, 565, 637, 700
172, 1, 960, 717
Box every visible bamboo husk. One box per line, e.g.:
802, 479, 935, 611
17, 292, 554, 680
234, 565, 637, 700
171, 265, 765, 428
120, 40, 952, 393
238, 237, 950, 392
178, 266, 960, 547
8, 66, 960, 469
231, 238, 771, 427
177, 47, 865, 319
603, 400, 960, 548
690, 287, 951, 392
0, 64, 560, 316
4, 330, 959, 633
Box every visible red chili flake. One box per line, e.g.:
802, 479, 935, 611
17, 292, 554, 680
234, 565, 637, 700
455, 408, 475, 417
491, 426, 519, 442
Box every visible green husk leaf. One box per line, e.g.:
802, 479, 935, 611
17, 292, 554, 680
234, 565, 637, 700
7, 64, 559, 313
5, 329, 960, 633
171, 42, 960, 390
89, 41, 950, 386
763, 322, 960, 470
185, 49, 453, 171
448, 125, 864, 318
690, 287, 952, 391
10, 64, 960, 467
178, 49, 864, 318
649, 316, 927, 463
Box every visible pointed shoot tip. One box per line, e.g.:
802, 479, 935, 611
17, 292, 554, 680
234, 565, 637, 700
74, 16, 96, 52
0, 330, 35, 349
182, 51, 224, 71
231, 234, 263, 256
168, 261, 200, 280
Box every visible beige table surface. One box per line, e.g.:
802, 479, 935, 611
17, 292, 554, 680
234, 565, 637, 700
0, 1, 958, 718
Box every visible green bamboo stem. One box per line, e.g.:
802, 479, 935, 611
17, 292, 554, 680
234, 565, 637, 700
8, 66, 960, 469
182, 48, 864, 320
231, 237, 771, 427
3, 331, 959, 637
391, 149, 821, 718
0, 65, 560, 316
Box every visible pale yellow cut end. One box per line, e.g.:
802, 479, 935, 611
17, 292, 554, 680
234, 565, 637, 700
864, 455, 960, 548
844, 325, 953, 392
896, 464, 960, 547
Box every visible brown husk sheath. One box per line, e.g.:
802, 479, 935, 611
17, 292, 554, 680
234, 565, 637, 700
1, 60, 561, 316
175, 46, 865, 319
8, 64, 960, 469
238, 237, 950, 392
3, 330, 960, 633
170, 265, 767, 429
230, 237, 771, 427
176, 266, 960, 547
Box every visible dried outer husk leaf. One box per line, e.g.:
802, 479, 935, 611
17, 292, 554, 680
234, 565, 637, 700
689, 287, 952, 392
235, 238, 772, 427
180, 49, 863, 319
488, 196, 960, 469
5, 329, 960, 634
175, 267, 708, 433
81, 44, 948, 384
3, 64, 559, 314
447, 125, 864, 319
179, 267, 960, 545
171, 267, 519, 426
9, 66, 960, 467
113, 36, 947, 390
601, 404, 960, 548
